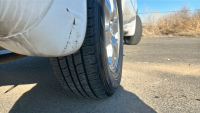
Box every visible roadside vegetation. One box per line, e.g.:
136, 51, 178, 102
141, 4, 200, 37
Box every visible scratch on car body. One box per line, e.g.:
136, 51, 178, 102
62, 8, 83, 54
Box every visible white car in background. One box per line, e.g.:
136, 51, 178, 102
0, 0, 142, 98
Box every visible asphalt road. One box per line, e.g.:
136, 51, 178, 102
0, 37, 200, 113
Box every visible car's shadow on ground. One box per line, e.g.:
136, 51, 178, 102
0, 57, 156, 113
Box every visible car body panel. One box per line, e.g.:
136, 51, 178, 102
122, 0, 137, 36
0, 0, 87, 57
0, 0, 137, 57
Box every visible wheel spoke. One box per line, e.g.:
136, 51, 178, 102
105, 30, 112, 46
105, 0, 117, 23
110, 17, 119, 35
111, 38, 118, 66
112, 38, 118, 57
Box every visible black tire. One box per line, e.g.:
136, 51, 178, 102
124, 15, 142, 45
49, 0, 123, 99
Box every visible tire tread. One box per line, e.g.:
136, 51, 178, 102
50, 0, 107, 99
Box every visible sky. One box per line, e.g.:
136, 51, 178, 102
137, 0, 200, 13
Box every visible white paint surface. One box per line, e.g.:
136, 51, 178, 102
0, 0, 136, 57
0, 0, 87, 57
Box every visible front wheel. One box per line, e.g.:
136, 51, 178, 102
124, 15, 142, 45
50, 0, 123, 99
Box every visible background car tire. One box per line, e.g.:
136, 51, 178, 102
124, 15, 142, 45
49, 0, 123, 99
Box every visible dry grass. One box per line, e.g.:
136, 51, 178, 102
142, 5, 200, 37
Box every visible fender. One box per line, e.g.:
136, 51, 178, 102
0, 0, 87, 57
122, 0, 137, 36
